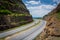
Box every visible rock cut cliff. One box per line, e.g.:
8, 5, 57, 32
35, 3, 60, 40
0, 0, 33, 31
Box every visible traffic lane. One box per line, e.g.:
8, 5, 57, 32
0, 19, 40, 38
22, 21, 46, 40
5, 20, 45, 40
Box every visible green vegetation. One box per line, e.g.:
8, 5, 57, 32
0, 0, 33, 33
10, 13, 31, 16
33, 17, 42, 19
57, 10, 60, 19
0, 6, 5, 9
0, 9, 31, 16
0, 10, 12, 15
0, 0, 25, 9
15, 4, 19, 7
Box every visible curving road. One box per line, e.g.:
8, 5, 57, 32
0, 19, 39, 38
5, 20, 46, 40
23, 20, 46, 40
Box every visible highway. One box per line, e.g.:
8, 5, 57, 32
5, 20, 46, 40
23, 20, 46, 40
0, 19, 39, 38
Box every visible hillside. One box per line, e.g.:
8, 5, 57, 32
35, 4, 60, 40
0, 0, 33, 31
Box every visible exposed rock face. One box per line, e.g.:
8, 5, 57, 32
0, 0, 29, 14
0, 0, 33, 31
35, 4, 60, 40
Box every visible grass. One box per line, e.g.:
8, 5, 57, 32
0, 38, 5, 40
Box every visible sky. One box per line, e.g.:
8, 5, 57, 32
22, 0, 60, 17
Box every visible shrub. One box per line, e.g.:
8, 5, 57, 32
0, 10, 12, 15
15, 4, 19, 7
0, 6, 5, 9
57, 11, 60, 19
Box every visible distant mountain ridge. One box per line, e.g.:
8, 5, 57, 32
0, 0, 33, 31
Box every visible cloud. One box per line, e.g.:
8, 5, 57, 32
23, 0, 57, 17
26, 0, 41, 5
27, 4, 56, 17
28, 5, 55, 10
25, 3, 28, 6
53, 0, 60, 4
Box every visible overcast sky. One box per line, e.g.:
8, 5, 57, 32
22, 0, 60, 17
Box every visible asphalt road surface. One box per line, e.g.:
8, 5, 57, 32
5, 20, 46, 40
0, 19, 39, 38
